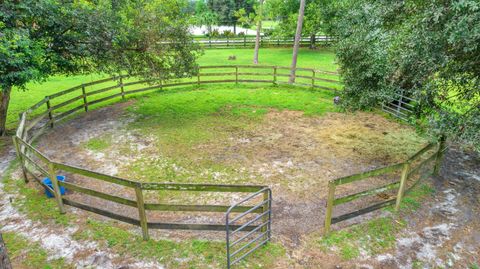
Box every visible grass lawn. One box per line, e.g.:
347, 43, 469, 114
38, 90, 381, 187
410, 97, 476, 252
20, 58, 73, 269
4, 47, 337, 132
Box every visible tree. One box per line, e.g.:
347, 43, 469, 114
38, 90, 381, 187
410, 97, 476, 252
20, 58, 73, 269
332, 0, 480, 151
289, 0, 306, 83
195, 0, 219, 34
266, 0, 328, 48
252, 0, 264, 64
207, 0, 254, 34
0, 0, 200, 136
0, 233, 11, 269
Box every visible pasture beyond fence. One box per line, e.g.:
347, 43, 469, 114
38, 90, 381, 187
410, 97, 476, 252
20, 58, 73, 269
11, 65, 442, 267
13, 65, 339, 268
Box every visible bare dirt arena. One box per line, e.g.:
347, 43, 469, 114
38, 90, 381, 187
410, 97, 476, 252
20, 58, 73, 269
3, 98, 479, 268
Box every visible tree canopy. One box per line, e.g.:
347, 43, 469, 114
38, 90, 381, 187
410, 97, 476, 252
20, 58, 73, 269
0, 0, 200, 135
331, 0, 480, 151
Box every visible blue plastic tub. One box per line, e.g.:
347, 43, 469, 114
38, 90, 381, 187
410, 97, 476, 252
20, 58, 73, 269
42, 176, 66, 198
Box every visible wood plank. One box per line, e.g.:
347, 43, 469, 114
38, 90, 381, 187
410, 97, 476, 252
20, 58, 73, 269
16, 137, 50, 164
331, 198, 396, 224
407, 143, 436, 162
407, 152, 437, 178
87, 92, 123, 106
22, 154, 49, 177
332, 163, 404, 186
49, 95, 84, 111
140, 182, 264, 192
48, 85, 83, 99
59, 181, 137, 207
144, 203, 262, 213
53, 104, 85, 123
53, 162, 138, 187
62, 199, 140, 226
334, 181, 400, 206
86, 85, 120, 97
26, 98, 49, 113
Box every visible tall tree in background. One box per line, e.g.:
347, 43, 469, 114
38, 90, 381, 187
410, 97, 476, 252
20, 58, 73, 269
253, 0, 264, 64
0, 0, 200, 136
289, 0, 306, 83
332, 0, 480, 151
207, 0, 254, 34
266, 0, 326, 49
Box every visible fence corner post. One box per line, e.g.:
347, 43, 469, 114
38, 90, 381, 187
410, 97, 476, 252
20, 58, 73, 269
395, 162, 410, 211
48, 162, 65, 214
12, 136, 28, 183
433, 136, 447, 176
135, 185, 149, 240
311, 70, 315, 88
324, 181, 335, 234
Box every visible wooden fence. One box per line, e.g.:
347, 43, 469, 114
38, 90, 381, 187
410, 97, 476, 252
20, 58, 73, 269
194, 35, 333, 49
324, 138, 446, 233
12, 65, 339, 266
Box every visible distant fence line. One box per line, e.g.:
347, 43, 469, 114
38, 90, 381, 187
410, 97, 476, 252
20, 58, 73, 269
13, 65, 339, 268
194, 35, 333, 48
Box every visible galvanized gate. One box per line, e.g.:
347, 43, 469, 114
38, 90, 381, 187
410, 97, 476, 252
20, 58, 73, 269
382, 92, 416, 121
226, 187, 272, 268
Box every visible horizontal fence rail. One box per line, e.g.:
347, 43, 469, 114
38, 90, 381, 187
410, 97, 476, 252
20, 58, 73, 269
324, 140, 445, 233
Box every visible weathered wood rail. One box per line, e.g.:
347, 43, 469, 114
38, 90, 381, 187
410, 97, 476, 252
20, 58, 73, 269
324, 139, 446, 233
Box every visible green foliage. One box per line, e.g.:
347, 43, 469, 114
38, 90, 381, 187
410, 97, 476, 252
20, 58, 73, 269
0, 0, 200, 134
3, 232, 73, 269
206, 0, 254, 28
332, 0, 480, 151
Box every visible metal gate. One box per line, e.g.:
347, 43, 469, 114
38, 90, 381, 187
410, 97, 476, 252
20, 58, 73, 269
226, 187, 272, 268
382, 92, 416, 121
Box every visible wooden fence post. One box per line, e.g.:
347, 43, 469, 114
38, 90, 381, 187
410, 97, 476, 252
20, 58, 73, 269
235, 66, 238, 84
209, 36, 212, 48
273, 67, 277, 85
197, 71, 201, 86
12, 136, 28, 183
48, 162, 65, 214
81, 84, 88, 112
46, 97, 54, 128
395, 162, 410, 211
311, 70, 315, 87
244, 35, 246, 47
434, 136, 446, 176
135, 185, 149, 240
324, 181, 335, 234
120, 77, 125, 99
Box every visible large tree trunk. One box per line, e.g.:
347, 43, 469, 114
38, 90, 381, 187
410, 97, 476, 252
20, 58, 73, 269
253, 0, 264, 64
0, 233, 12, 269
289, 0, 306, 83
0, 85, 12, 136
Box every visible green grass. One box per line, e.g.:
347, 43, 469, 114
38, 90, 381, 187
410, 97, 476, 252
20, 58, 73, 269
5, 47, 337, 131
82, 134, 112, 151
319, 217, 404, 260
74, 218, 285, 269
3, 232, 73, 269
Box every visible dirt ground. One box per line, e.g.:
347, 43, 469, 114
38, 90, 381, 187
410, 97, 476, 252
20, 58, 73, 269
1, 99, 479, 268
34, 100, 425, 243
